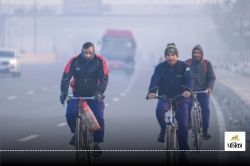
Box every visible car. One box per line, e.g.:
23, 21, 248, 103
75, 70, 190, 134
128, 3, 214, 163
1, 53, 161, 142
0, 49, 21, 77
100, 29, 137, 75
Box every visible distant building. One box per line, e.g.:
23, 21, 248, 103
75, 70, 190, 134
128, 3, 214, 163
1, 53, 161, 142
0, 0, 63, 15
63, 0, 103, 15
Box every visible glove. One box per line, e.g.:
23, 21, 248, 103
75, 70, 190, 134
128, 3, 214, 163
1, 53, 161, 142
146, 93, 156, 99
60, 92, 67, 104
95, 92, 103, 103
206, 88, 212, 95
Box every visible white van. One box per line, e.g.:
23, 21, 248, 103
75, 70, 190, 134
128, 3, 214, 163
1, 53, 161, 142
0, 49, 21, 77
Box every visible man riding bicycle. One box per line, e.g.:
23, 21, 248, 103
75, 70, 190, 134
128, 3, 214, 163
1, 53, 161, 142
147, 43, 192, 161
185, 44, 216, 140
60, 42, 109, 157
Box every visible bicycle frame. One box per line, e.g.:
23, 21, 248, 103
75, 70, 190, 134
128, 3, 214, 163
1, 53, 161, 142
147, 95, 182, 165
191, 90, 208, 151
66, 96, 96, 165
165, 100, 178, 166
164, 98, 178, 150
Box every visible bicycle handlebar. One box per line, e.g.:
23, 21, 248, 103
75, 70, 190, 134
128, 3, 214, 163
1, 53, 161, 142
146, 95, 183, 101
181, 85, 208, 94
66, 96, 96, 100
192, 90, 208, 94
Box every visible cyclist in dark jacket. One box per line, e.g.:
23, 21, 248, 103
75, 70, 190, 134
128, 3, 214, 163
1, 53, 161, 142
185, 44, 216, 140
147, 43, 192, 160
60, 42, 108, 157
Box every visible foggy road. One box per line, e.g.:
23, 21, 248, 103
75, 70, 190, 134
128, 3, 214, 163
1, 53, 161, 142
1, 1, 250, 165
1, 59, 225, 165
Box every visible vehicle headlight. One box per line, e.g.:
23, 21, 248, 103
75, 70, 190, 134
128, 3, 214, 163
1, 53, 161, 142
9, 59, 17, 64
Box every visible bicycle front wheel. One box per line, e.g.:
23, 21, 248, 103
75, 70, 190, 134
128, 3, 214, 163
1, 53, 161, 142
83, 126, 93, 164
75, 117, 86, 164
192, 108, 202, 151
165, 126, 178, 166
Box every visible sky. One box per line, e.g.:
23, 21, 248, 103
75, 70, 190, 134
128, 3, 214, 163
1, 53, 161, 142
103, 0, 220, 5
0, 0, 223, 6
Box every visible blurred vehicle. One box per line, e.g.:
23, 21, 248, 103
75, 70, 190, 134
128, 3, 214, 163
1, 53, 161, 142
0, 49, 21, 77
100, 29, 136, 75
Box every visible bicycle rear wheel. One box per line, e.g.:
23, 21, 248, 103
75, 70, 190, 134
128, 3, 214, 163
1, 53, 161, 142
192, 108, 202, 151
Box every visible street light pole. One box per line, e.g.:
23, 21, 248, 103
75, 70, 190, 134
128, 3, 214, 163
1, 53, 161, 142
0, 0, 5, 47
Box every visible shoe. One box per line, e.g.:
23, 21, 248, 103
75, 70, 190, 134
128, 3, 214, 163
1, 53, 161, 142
92, 144, 103, 157
157, 131, 165, 143
201, 133, 212, 140
69, 134, 75, 146
201, 129, 211, 140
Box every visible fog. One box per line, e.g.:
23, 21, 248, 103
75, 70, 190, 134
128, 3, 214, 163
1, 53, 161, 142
0, 0, 250, 165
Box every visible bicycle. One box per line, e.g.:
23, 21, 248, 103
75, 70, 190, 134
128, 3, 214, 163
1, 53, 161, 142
66, 96, 100, 165
147, 95, 184, 166
190, 90, 208, 151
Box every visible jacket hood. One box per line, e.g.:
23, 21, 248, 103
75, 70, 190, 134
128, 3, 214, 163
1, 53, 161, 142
192, 44, 203, 61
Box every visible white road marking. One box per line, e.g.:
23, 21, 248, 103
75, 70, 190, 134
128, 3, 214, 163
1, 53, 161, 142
42, 87, 48, 91
18, 134, 39, 142
56, 122, 67, 127
7, 96, 17, 100
123, 63, 140, 94
120, 92, 126, 97
112, 97, 120, 102
125, 89, 131, 93
26, 90, 35, 95
105, 103, 110, 107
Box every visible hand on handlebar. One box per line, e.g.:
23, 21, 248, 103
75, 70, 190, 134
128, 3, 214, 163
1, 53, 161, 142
182, 91, 191, 98
147, 93, 156, 99
60, 92, 67, 105
206, 88, 212, 95
95, 93, 103, 103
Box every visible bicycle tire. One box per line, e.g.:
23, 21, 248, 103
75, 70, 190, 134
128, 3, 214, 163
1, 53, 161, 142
165, 126, 178, 166
83, 126, 93, 164
75, 117, 86, 164
193, 108, 201, 151
171, 128, 178, 166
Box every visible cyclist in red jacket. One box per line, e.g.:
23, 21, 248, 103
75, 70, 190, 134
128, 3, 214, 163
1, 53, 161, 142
60, 42, 109, 157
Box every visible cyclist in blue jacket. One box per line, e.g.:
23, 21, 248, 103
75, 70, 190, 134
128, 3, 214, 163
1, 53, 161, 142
147, 43, 192, 161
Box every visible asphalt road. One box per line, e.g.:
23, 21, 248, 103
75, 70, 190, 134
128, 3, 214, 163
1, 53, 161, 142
1, 9, 249, 165
0, 59, 229, 166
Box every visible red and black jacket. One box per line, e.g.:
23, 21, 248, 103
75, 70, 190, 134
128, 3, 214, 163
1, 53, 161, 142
60, 54, 109, 97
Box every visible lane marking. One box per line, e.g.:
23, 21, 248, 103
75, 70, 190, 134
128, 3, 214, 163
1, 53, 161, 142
125, 89, 131, 93
42, 87, 48, 91
112, 97, 120, 102
18, 134, 39, 142
123, 63, 140, 93
26, 90, 35, 95
105, 103, 110, 107
120, 92, 126, 97
56, 122, 67, 127
7, 96, 17, 100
